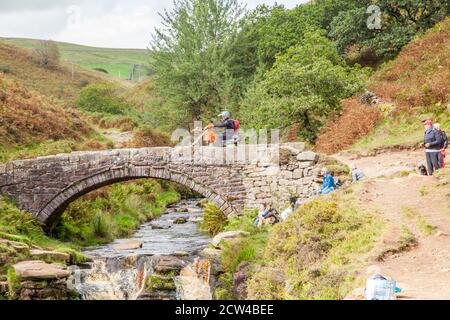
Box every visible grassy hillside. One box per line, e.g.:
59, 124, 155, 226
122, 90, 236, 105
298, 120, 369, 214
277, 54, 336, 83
0, 42, 112, 106
316, 17, 450, 154
0, 37, 151, 81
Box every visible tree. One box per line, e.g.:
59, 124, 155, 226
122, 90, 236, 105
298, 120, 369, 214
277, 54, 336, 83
149, 0, 245, 129
31, 40, 60, 69
240, 31, 368, 142
329, 0, 449, 62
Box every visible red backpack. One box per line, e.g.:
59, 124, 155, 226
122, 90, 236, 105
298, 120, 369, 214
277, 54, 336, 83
233, 120, 240, 132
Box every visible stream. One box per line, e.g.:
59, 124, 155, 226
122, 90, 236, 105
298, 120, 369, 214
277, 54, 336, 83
70, 199, 214, 300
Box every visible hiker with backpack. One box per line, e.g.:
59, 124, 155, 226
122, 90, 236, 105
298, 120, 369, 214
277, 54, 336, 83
422, 120, 444, 175
204, 111, 240, 147
434, 123, 448, 168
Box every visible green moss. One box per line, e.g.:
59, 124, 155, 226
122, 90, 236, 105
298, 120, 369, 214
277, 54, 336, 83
146, 275, 176, 293
6, 267, 22, 299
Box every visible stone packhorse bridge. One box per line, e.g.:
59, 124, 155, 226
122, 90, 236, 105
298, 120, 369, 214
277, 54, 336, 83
0, 143, 322, 229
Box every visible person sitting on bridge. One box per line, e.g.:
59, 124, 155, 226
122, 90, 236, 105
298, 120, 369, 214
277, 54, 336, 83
321, 168, 336, 195
204, 111, 240, 147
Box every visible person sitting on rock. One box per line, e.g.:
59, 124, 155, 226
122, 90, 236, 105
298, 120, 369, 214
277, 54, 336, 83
259, 203, 280, 227
254, 203, 267, 227
321, 168, 336, 195
351, 164, 366, 183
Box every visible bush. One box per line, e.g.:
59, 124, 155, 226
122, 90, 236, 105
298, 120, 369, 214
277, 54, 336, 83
0, 197, 43, 237
199, 203, 227, 236
30, 40, 60, 69
0, 65, 12, 74
93, 68, 109, 74
77, 83, 130, 115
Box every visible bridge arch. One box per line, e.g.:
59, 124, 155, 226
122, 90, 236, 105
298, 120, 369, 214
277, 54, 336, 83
37, 166, 236, 229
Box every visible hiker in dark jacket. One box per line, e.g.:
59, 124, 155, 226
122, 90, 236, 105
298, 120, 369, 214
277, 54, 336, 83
423, 120, 443, 175
205, 111, 238, 147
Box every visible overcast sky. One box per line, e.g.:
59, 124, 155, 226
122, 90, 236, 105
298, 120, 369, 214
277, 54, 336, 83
0, 0, 309, 49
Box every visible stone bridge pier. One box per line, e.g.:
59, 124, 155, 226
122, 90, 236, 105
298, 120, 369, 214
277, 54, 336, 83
0, 143, 323, 229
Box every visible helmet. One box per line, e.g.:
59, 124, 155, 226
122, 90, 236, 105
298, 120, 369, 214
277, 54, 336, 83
218, 111, 231, 121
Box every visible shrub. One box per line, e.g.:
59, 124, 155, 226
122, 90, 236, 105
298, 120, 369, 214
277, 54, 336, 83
30, 40, 60, 69
200, 203, 227, 236
124, 127, 173, 148
0, 197, 43, 237
0, 65, 12, 74
93, 68, 109, 74
77, 83, 130, 115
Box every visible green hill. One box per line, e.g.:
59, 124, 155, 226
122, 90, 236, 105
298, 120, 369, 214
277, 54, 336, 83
0, 37, 151, 80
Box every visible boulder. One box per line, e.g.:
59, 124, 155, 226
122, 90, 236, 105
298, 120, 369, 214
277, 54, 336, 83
0, 281, 8, 295
211, 231, 250, 248
296, 151, 319, 162
154, 256, 186, 274
280, 142, 306, 156
30, 250, 71, 263
199, 248, 222, 260
232, 262, 250, 300
13, 261, 71, 280
0, 239, 29, 253
151, 224, 171, 230
173, 217, 188, 225
113, 240, 143, 251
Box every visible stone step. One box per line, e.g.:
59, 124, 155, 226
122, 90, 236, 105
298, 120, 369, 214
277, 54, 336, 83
30, 250, 71, 263
138, 291, 177, 300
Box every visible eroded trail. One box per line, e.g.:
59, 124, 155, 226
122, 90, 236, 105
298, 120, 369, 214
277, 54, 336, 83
335, 150, 450, 300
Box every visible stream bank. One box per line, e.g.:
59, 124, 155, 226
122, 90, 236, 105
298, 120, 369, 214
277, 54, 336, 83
72, 199, 222, 300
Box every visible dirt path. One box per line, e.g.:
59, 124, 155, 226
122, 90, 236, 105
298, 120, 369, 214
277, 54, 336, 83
334, 151, 450, 300
104, 130, 134, 148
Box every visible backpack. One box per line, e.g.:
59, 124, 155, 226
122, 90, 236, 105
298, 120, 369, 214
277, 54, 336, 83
233, 119, 240, 132
442, 131, 448, 149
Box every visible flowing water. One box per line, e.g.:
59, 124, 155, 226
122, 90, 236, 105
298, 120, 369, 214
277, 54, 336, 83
70, 199, 212, 300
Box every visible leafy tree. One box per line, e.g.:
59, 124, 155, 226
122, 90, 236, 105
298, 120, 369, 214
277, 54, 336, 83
149, 0, 245, 129
240, 31, 368, 142
77, 83, 130, 115
329, 0, 449, 62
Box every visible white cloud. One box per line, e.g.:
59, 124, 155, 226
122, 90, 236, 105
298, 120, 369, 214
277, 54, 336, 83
0, 0, 309, 48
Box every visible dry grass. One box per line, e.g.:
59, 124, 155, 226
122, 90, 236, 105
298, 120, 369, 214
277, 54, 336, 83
124, 128, 174, 148
0, 75, 90, 146
315, 98, 382, 154
370, 18, 450, 110
315, 17, 450, 154
0, 43, 114, 107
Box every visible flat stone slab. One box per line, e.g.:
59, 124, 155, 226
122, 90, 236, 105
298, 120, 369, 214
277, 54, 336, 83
13, 261, 71, 280
30, 250, 71, 263
113, 240, 143, 251
297, 151, 319, 162
211, 231, 250, 248
199, 248, 222, 260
